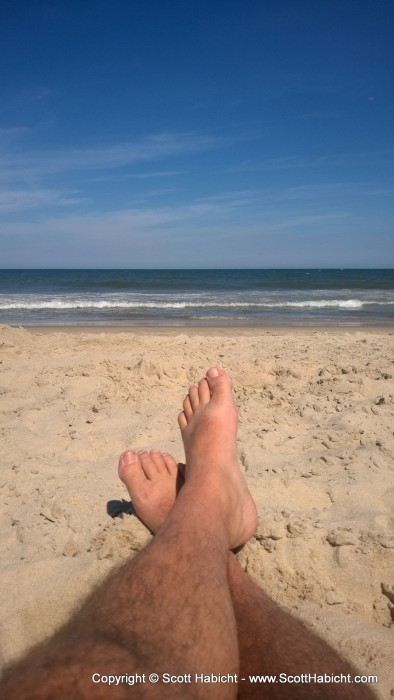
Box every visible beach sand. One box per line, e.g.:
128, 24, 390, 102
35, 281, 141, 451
0, 325, 393, 696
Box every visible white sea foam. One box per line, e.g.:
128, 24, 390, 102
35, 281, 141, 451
0, 298, 391, 310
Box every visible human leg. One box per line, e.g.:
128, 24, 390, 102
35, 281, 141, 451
118, 369, 377, 700
0, 368, 256, 700
228, 553, 377, 700
178, 369, 376, 699
118, 452, 376, 700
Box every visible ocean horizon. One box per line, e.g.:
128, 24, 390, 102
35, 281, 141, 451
0, 269, 393, 328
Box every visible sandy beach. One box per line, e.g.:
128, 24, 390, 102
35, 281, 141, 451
0, 324, 393, 697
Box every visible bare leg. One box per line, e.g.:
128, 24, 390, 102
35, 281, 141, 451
118, 375, 377, 700
229, 554, 377, 700
118, 458, 376, 700
181, 372, 376, 699
0, 368, 256, 700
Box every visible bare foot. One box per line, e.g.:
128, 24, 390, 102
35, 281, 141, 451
118, 449, 183, 534
178, 367, 257, 548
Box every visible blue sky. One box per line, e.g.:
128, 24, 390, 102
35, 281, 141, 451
1, 0, 393, 268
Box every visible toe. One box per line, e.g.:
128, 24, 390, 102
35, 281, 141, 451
206, 367, 233, 398
206, 366, 224, 379
162, 452, 178, 475
182, 395, 193, 419
119, 450, 137, 478
150, 449, 166, 473
178, 411, 187, 430
118, 450, 147, 490
198, 377, 210, 404
188, 384, 199, 410
138, 450, 158, 480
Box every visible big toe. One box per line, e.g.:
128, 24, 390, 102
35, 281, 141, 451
118, 450, 145, 490
206, 367, 233, 399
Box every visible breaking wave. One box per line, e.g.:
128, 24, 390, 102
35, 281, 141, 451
0, 298, 389, 310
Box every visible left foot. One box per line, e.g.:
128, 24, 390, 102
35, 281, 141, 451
118, 450, 183, 533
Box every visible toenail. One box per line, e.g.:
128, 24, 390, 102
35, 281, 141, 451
207, 367, 220, 378
123, 451, 137, 464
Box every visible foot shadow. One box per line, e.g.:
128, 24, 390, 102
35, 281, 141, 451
107, 499, 136, 519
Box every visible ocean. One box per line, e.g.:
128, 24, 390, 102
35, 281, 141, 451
0, 269, 393, 327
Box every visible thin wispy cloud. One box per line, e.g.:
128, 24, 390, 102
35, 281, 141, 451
0, 180, 385, 267
1, 85, 59, 114
0, 179, 388, 217
230, 149, 394, 173
0, 188, 84, 214
0, 189, 349, 239
0, 197, 243, 236
0, 126, 31, 138
0, 132, 228, 184
81, 170, 189, 184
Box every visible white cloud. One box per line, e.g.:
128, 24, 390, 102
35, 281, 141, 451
80, 170, 189, 184
0, 188, 84, 213
0, 192, 346, 241
0, 132, 225, 184
230, 148, 394, 172
1, 187, 390, 267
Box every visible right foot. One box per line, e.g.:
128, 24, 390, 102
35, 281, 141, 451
118, 449, 183, 534
178, 368, 257, 548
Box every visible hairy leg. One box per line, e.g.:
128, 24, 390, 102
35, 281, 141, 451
229, 554, 377, 700
0, 369, 256, 700
117, 457, 376, 700
119, 374, 377, 700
